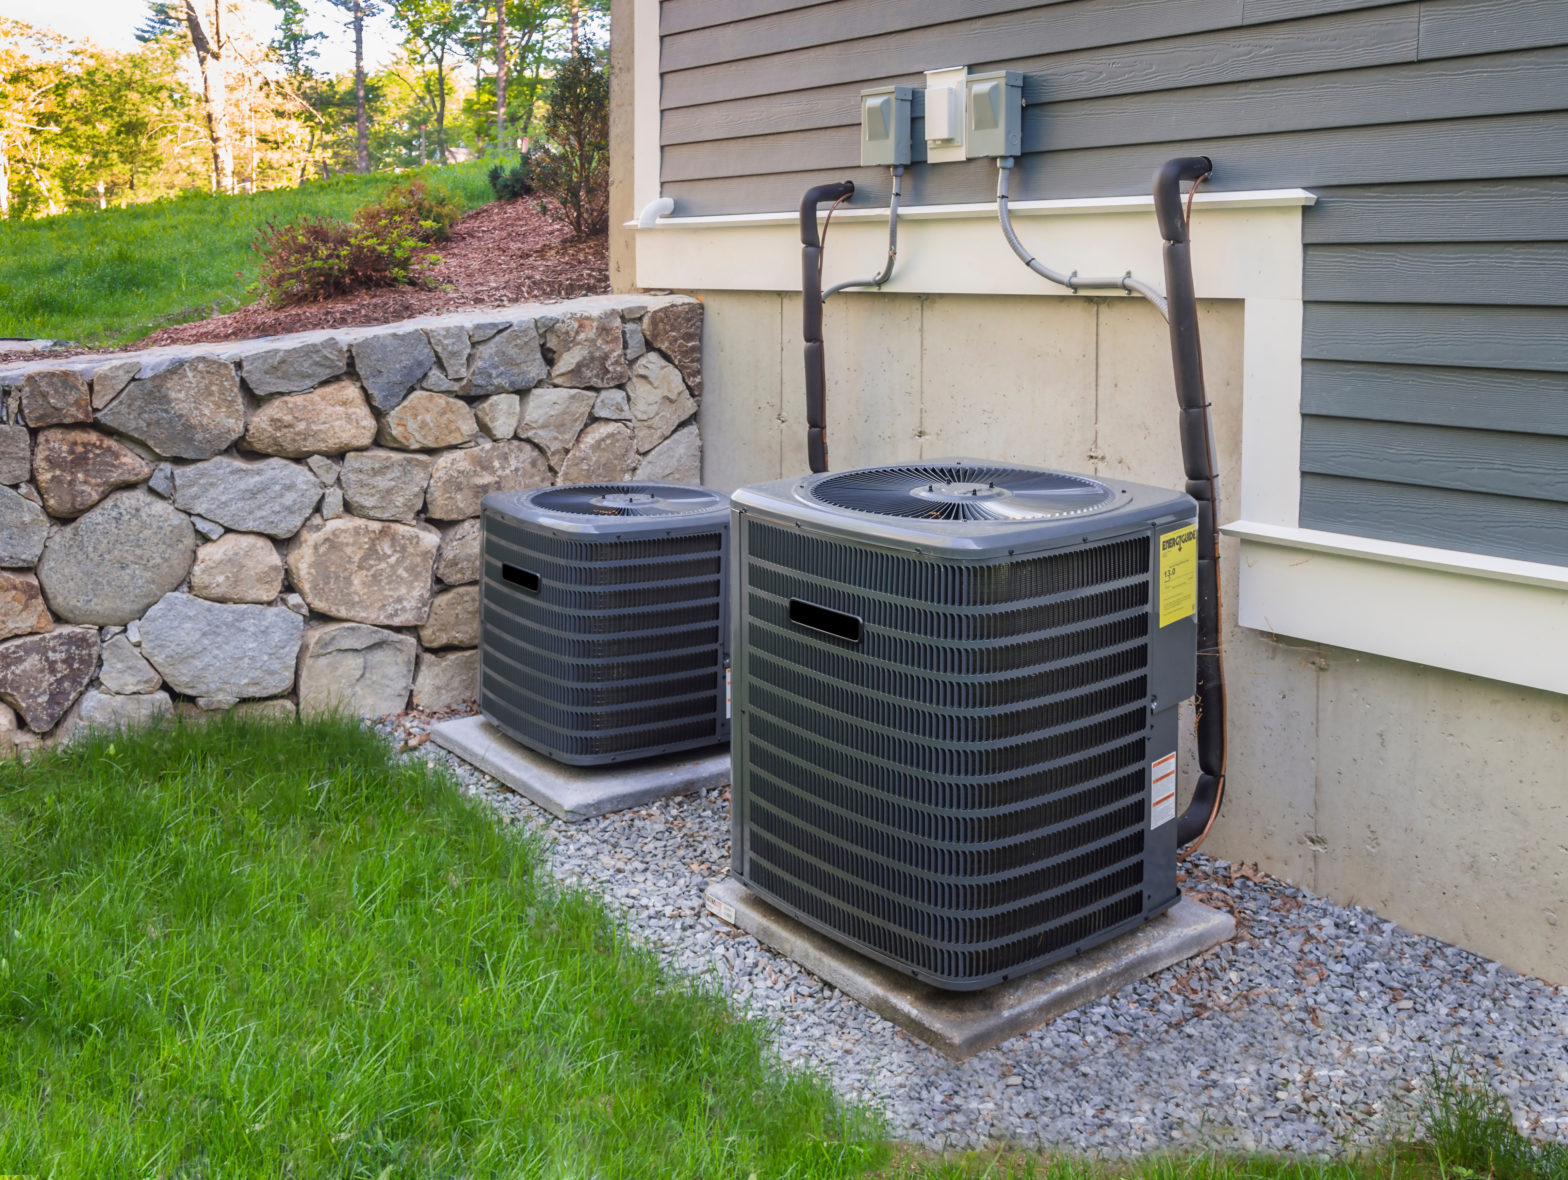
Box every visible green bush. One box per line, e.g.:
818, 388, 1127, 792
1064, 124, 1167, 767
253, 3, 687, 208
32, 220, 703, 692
252, 178, 461, 306
531, 48, 610, 236
487, 155, 535, 200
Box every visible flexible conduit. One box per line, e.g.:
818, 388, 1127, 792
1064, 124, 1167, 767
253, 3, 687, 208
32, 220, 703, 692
996, 158, 1169, 320
824, 166, 905, 301
799, 180, 856, 473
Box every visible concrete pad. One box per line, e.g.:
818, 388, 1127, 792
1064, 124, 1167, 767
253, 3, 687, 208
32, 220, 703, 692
704, 876, 1234, 1061
431, 714, 731, 822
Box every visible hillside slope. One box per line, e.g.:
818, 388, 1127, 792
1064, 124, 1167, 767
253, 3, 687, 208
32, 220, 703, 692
0, 163, 498, 347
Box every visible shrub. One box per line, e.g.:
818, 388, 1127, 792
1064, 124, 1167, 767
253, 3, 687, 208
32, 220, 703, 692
252, 179, 460, 306
531, 48, 610, 236
487, 155, 535, 201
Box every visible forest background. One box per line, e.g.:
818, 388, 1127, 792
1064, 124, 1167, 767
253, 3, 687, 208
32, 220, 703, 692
0, 0, 607, 220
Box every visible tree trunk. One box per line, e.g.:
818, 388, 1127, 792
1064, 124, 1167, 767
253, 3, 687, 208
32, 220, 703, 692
495, 0, 508, 149
184, 1, 236, 195
570, 1, 581, 55
354, 0, 370, 173
0, 143, 9, 220
435, 48, 448, 162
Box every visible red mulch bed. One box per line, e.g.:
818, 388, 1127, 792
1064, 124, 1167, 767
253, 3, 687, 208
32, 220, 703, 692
0, 200, 608, 364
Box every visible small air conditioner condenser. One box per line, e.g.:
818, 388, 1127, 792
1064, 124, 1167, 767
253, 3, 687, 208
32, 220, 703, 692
480, 482, 731, 765
730, 460, 1198, 990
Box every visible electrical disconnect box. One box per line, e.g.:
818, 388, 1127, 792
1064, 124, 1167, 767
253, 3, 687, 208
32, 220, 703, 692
859, 85, 912, 167
965, 70, 1023, 158
923, 66, 968, 164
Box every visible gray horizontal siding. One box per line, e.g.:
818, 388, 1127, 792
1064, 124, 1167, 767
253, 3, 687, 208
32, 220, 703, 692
1299, 475, 1568, 565
1301, 362, 1568, 437
658, 0, 1568, 565
1301, 418, 1568, 503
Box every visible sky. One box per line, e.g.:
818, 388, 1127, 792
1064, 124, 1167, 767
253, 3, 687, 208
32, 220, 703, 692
0, 0, 403, 75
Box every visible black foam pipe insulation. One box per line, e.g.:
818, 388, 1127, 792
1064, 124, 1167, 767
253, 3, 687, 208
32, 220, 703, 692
1152, 155, 1228, 849
799, 180, 855, 473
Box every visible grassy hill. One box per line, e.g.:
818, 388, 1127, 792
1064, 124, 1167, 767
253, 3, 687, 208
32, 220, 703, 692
0, 161, 496, 348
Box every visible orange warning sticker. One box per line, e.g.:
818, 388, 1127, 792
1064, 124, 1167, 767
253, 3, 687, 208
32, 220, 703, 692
1151, 752, 1177, 829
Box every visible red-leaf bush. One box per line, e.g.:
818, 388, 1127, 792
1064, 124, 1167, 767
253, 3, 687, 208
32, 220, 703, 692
253, 180, 462, 306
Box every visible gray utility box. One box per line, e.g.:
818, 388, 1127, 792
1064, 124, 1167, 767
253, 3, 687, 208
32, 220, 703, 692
860, 84, 913, 166
966, 69, 1023, 159
479, 483, 731, 766
729, 459, 1197, 991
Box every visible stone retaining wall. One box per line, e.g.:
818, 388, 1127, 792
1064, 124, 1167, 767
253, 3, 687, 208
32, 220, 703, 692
0, 294, 704, 753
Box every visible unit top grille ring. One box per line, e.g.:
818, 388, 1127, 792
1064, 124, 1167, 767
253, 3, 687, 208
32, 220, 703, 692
529, 484, 728, 518
805, 464, 1116, 522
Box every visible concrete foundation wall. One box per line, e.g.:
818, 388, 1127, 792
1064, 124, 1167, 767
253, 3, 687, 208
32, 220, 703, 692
690, 287, 1568, 983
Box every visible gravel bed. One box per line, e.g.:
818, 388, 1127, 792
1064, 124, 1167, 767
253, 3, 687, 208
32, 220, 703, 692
378, 710, 1568, 1157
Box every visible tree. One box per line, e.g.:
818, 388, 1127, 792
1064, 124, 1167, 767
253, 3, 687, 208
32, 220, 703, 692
321, 0, 383, 173
530, 45, 607, 235
135, 1, 185, 43
268, 0, 323, 78
387, 0, 472, 163
181, 1, 237, 193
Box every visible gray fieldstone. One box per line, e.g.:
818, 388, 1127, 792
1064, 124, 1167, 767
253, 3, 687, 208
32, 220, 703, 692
0, 424, 31, 484
36, 490, 195, 625
189, 532, 285, 604
68, 689, 172, 738
412, 647, 478, 710
0, 570, 52, 641
137, 592, 303, 699
296, 622, 416, 719
0, 700, 38, 757
97, 357, 246, 460
592, 388, 631, 422
125, 619, 140, 645
419, 368, 467, 393
642, 299, 704, 396
519, 386, 596, 467
467, 318, 511, 343
282, 593, 308, 617
424, 324, 471, 378
305, 455, 341, 485
240, 337, 346, 396
90, 359, 141, 410
558, 420, 637, 485
622, 321, 647, 362
98, 633, 162, 694
425, 440, 549, 520
243, 378, 377, 457
351, 329, 436, 410
173, 457, 321, 538
191, 515, 225, 541
339, 449, 432, 523
320, 487, 344, 519
376, 391, 478, 450
0, 486, 51, 567
13, 483, 40, 505
194, 696, 237, 711
0, 625, 98, 731
418, 585, 479, 649
286, 516, 439, 626
32, 426, 155, 517
546, 311, 631, 389
474, 393, 521, 440
634, 424, 702, 484
626, 352, 697, 453
233, 698, 296, 722
468, 321, 548, 397
435, 518, 481, 585
19, 370, 92, 427
147, 463, 175, 499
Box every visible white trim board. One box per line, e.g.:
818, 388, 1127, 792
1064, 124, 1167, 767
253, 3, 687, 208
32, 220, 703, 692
1228, 524, 1568, 695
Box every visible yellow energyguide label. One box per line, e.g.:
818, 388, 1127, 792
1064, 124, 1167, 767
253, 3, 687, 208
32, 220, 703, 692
1158, 525, 1198, 627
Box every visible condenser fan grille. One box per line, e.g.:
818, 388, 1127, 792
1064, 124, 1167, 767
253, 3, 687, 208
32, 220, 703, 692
531, 484, 726, 518
807, 465, 1115, 521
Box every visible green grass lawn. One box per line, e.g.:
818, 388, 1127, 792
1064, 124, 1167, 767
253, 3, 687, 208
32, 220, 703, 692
0, 162, 496, 348
1, 717, 1561, 1179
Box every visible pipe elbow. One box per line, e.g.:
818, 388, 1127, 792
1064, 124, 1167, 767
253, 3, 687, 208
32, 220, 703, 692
636, 197, 675, 228
1153, 156, 1213, 244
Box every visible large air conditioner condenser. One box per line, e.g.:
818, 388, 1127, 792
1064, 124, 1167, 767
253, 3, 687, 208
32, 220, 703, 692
480, 482, 732, 765
729, 460, 1198, 990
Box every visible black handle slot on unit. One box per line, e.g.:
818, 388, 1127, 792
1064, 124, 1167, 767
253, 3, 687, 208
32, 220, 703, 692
788, 598, 863, 644
502, 564, 541, 594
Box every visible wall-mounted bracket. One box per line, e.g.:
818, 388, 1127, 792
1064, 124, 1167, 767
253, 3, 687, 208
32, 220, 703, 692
965, 70, 1023, 159
860, 85, 913, 167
